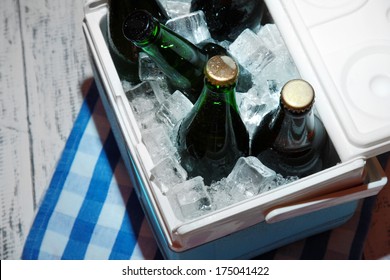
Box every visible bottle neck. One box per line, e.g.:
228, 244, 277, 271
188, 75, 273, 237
132, 20, 161, 48
197, 79, 239, 110
273, 105, 316, 153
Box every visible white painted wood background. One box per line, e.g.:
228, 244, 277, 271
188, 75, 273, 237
0, 0, 92, 259
0, 0, 388, 260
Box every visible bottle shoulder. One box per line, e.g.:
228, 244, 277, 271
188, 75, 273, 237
254, 114, 331, 177
251, 106, 283, 153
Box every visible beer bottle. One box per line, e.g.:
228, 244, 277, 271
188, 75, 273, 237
197, 41, 228, 57
107, 0, 169, 82
122, 10, 208, 103
251, 79, 335, 178
176, 55, 250, 185
190, 0, 266, 41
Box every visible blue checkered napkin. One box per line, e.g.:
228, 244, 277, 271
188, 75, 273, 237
22, 81, 159, 260
22, 80, 385, 260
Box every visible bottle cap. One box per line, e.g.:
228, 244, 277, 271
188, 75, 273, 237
281, 79, 315, 113
205, 55, 238, 87
123, 10, 156, 42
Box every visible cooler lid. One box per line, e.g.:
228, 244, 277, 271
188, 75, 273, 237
266, 0, 390, 161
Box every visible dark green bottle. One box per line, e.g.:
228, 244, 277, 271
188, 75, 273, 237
122, 10, 208, 103
107, 0, 169, 82
251, 79, 337, 178
190, 0, 266, 41
176, 55, 250, 185
196, 41, 253, 92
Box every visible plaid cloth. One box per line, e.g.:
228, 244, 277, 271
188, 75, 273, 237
22, 80, 388, 260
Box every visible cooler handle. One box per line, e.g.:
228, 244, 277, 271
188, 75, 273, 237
84, 0, 108, 13
265, 177, 387, 224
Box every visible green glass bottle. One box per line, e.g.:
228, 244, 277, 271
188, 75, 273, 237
176, 55, 250, 185
122, 10, 208, 103
190, 0, 266, 41
107, 0, 169, 82
251, 79, 337, 178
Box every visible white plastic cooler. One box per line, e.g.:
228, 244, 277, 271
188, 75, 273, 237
82, 0, 389, 259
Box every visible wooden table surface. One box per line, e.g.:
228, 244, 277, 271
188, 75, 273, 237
1, 0, 389, 260
1, 0, 92, 259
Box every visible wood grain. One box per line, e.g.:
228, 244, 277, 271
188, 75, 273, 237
1, 0, 388, 260
0, 0, 92, 259
19, 0, 93, 205
0, 0, 33, 260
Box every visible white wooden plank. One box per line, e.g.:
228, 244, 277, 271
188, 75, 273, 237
18, 0, 93, 205
0, 128, 34, 259
1, 0, 93, 259
0, 1, 28, 127
0, 0, 388, 261
0, 0, 34, 259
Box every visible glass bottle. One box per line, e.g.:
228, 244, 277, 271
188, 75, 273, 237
107, 0, 169, 82
122, 10, 208, 103
251, 79, 336, 178
176, 55, 250, 185
190, 0, 266, 41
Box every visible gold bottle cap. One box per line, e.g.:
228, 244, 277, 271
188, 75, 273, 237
205, 55, 238, 87
281, 79, 315, 113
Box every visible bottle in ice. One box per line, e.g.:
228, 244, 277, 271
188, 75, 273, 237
122, 10, 208, 103
190, 0, 266, 41
251, 79, 335, 178
107, 0, 169, 82
176, 55, 250, 185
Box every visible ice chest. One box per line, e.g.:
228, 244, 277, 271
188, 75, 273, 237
82, 0, 389, 259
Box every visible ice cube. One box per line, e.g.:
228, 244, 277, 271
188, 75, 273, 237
138, 52, 166, 82
125, 81, 153, 97
149, 80, 173, 103
229, 29, 275, 75
127, 92, 158, 118
261, 87, 280, 111
257, 24, 285, 51
169, 176, 212, 220
125, 82, 162, 131
258, 173, 299, 195
125, 82, 159, 117
237, 87, 266, 135
266, 79, 280, 95
138, 113, 162, 132
121, 80, 135, 93
142, 126, 178, 164
205, 159, 297, 210
156, 90, 193, 128
164, 0, 192, 18
226, 157, 276, 199
150, 157, 188, 194
207, 178, 235, 210
253, 48, 300, 90
165, 10, 211, 45
237, 83, 281, 137
274, 174, 299, 187
252, 25, 301, 90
